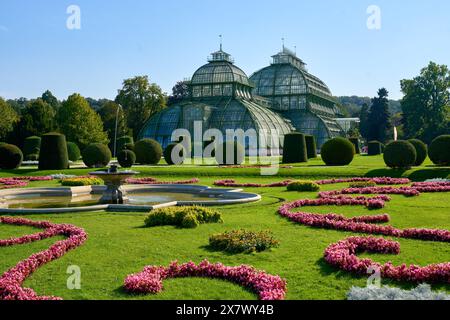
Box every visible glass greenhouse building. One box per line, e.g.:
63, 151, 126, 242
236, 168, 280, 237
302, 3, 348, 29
139, 47, 344, 152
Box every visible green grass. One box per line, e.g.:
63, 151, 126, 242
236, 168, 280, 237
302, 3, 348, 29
0, 155, 449, 300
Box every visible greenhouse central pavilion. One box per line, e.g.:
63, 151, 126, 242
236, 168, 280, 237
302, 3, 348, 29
139, 46, 344, 153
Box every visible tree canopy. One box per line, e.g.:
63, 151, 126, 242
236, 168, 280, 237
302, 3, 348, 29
0, 98, 19, 141
367, 88, 392, 143
97, 100, 130, 149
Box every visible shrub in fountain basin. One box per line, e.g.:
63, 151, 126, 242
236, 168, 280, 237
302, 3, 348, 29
0, 144, 23, 169
144, 206, 222, 229
135, 139, 162, 165
82, 143, 111, 168
428, 135, 450, 166
383, 140, 417, 169
38, 133, 69, 170
408, 139, 427, 166
67, 142, 81, 162
117, 150, 136, 168
320, 137, 355, 166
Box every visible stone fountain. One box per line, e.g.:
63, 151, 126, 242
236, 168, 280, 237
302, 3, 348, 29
89, 165, 139, 204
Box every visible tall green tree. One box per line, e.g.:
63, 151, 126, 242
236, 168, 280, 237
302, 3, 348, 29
41, 90, 60, 111
97, 101, 130, 149
401, 62, 450, 143
168, 80, 189, 105
367, 88, 392, 142
58, 93, 109, 149
115, 76, 166, 139
359, 103, 370, 141
0, 97, 19, 141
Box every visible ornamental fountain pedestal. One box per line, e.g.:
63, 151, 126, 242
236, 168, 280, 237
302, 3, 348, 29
89, 165, 139, 204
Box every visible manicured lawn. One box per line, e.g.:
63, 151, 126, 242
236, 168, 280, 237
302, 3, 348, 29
0, 155, 449, 300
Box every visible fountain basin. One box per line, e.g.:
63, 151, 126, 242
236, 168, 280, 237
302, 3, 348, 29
0, 184, 261, 214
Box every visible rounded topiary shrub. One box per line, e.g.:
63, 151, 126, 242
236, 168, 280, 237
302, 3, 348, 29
305, 135, 317, 159
134, 139, 163, 165
164, 143, 186, 165
117, 136, 134, 152
287, 180, 320, 192
320, 137, 355, 166
117, 150, 136, 168
215, 141, 245, 165
0, 144, 23, 169
408, 139, 428, 166
368, 141, 382, 156
67, 142, 81, 162
282, 133, 308, 164
429, 135, 450, 166
25, 153, 39, 161
123, 143, 134, 152
39, 133, 69, 170
23, 136, 41, 158
349, 137, 360, 154
383, 140, 417, 169
82, 143, 112, 168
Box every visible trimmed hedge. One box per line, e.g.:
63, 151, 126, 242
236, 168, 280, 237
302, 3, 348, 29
429, 135, 450, 166
349, 137, 360, 154
287, 180, 320, 192
408, 139, 427, 166
320, 137, 355, 166
215, 141, 245, 165
61, 177, 103, 186
164, 143, 186, 165
67, 142, 81, 162
38, 133, 69, 170
209, 229, 279, 254
117, 136, 134, 152
144, 206, 222, 229
305, 135, 317, 159
117, 150, 136, 168
383, 140, 417, 169
368, 141, 382, 156
82, 143, 111, 168
135, 139, 162, 165
282, 133, 308, 164
23, 136, 41, 158
0, 144, 23, 169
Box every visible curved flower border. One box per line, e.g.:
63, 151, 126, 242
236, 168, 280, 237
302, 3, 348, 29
0, 217, 87, 300
124, 260, 287, 300
126, 177, 200, 185
0, 176, 53, 189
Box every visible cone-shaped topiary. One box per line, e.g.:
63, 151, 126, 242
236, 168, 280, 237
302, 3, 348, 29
282, 133, 308, 164
428, 135, 450, 166
82, 143, 111, 168
321, 137, 355, 166
368, 141, 382, 155
383, 140, 417, 169
134, 139, 162, 165
0, 144, 23, 169
117, 136, 134, 152
23, 136, 41, 159
408, 139, 427, 166
117, 150, 136, 168
305, 135, 317, 159
164, 143, 186, 165
38, 133, 69, 170
349, 137, 360, 154
67, 142, 81, 162
215, 141, 245, 165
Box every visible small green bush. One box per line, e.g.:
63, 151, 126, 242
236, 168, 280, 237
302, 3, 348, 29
349, 181, 377, 188
164, 143, 186, 165
383, 140, 417, 169
117, 136, 134, 152
144, 206, 222, 229
39, 133, 69, 170
123, 143, 134, 152
287, 180, 320, 192
305, 135, 317, 159
408, 139, 428, 166
282, 133, 308, 164
0, 144, 23, 169
135, 139, 162, 165
61, 177, 103, 186
67, 142, 81, 162
82, 143, 111, 168
209, 229, 279, 254
25, 153, 39, 161
320, 137, 355, 166
117, 150, 136, 168
349, 137, 360, 154
215, 141, 245, 165
429, 135, 450, 166
23, 136, 41, 158
368, 141, 382, 156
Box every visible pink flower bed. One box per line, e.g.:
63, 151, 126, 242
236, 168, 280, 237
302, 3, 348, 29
324, 237, 450, 283
124, 260, 287, 300
0, 176, 53, 190
0, 217, 87, 300
126, 177, 200, 185
214, 179, 294, 188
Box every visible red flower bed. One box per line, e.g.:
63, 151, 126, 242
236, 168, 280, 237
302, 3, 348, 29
0, 217, 87, 300
0, 176, 53, 189
124, 260, 287, 300
126, 177, 200, 185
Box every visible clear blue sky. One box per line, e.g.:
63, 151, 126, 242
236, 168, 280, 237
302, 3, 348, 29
0, 0, 449, 101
